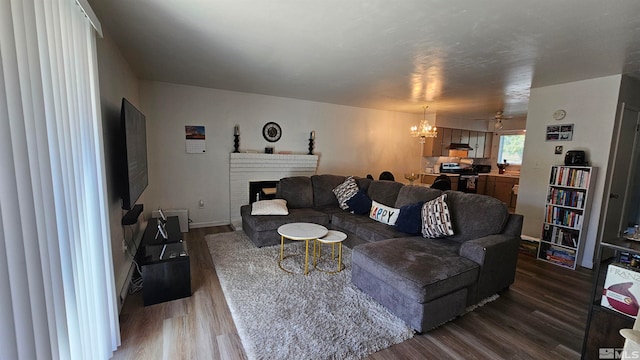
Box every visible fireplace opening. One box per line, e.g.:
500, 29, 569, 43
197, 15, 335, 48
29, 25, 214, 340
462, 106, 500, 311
249, 181, 279, 204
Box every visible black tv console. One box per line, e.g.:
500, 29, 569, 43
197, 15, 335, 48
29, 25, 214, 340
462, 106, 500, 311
137, 216, 191, 306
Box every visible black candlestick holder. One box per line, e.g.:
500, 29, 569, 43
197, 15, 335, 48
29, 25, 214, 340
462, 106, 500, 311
233, 134, 240, 153
308, 138, 314, 155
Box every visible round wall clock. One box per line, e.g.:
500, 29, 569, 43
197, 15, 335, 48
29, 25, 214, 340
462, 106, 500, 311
262, 122, 282, 142
553, 109, 567, 120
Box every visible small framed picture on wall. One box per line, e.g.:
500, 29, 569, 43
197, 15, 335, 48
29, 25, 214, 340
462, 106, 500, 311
546, 124, 573, 141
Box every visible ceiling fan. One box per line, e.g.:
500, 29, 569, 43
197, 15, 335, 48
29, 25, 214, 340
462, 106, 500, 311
479, 111, 513, 130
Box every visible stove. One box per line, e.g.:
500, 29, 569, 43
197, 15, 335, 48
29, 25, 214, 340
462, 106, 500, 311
440, 163, 479, 193
439, 162, 477, 175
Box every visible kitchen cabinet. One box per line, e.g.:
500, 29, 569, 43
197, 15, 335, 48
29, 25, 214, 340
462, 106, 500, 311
467, 131, 490, 158
486, 176, 519, 212
467, 132, 478, 158
476, 175, 487, 194
484, 133, 493, 158
439, 128, 452, 156
420, 127, 492, 158
451, 129, 470, 144
476, 133, 487, 158
421, 135, 443, 157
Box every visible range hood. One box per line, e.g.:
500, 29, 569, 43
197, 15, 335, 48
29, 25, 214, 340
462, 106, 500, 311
448, 143, 474, 150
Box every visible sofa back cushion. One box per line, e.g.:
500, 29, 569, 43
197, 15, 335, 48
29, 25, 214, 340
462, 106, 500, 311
311, 174, 346, 207
310, 175, 373, 208
366, 180, 404, 207
276, 176, 313, 208
355, 177, 372, 192
394, 185, 443, 208
443, 191, 509, 243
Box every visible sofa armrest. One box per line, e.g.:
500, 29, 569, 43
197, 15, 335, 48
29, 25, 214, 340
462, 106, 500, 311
459, 234, 520, 304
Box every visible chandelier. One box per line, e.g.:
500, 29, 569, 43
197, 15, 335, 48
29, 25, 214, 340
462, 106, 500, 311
410, 106, 437, 143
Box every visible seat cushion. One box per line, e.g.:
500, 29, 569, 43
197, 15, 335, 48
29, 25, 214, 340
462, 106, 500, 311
241, 205, 329, 231
331, 212, 374, 234
352, 237, 479, 303
355, 222, 413, 242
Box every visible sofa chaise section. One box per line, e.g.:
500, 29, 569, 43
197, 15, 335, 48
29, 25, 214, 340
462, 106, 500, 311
351, 191, 523, 332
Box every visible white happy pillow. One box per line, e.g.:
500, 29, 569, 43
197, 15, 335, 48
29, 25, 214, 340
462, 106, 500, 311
251, 199, 289, 215
369, 200, 399, 226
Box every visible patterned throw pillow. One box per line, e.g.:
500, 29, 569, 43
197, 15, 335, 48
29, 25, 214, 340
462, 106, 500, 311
421, 194, 454, 238
369, 200, 400, 226
332, 176, 359, 210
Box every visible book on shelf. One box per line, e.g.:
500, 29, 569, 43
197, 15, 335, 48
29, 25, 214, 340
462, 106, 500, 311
550, 166, 590, 188
547, 188, 586, 208
545, 207, 582, 228
545, 245, 576, 266
541, 225, 578, 247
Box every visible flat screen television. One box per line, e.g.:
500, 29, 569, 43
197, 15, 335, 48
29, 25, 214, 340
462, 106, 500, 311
120, 98, 148, 210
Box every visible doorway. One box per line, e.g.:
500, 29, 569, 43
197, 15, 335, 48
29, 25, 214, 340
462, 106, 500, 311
598, 103, 640, 257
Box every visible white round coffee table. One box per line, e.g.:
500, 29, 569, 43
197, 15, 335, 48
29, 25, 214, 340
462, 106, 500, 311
314, 230, 347, 273
277, 223, 328, 275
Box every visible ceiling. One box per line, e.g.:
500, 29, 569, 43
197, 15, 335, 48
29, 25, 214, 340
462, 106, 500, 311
87, 0, 640, 120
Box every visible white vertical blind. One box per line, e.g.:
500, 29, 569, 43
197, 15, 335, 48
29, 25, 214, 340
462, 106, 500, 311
0, 0, 119, 359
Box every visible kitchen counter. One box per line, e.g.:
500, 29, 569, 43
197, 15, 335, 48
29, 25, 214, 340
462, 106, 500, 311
488, 173, 520, 178
420, 173, 519, 212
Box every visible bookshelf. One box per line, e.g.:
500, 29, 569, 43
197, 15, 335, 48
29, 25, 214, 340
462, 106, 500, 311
537, 165, 597, 269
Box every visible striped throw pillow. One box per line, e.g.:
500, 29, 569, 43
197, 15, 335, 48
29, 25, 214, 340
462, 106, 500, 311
421, 194, 454, 238
332, 176, 359, 210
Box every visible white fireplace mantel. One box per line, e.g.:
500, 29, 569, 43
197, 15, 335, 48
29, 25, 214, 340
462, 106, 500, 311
229, 153, 319, 229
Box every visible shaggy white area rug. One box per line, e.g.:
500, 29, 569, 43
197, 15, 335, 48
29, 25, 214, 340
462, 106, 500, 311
206, 231, 415, 360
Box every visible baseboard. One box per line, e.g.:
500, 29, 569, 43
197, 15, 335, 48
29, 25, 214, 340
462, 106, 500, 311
189, 220, 230, 229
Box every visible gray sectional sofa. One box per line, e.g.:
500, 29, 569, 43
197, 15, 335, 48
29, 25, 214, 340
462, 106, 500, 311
240, 174, 523, 332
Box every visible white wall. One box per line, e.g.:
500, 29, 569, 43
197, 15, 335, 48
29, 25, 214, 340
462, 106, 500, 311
140, 81, 424, 227
95, 31, 144, 306
517, 75, 622, 268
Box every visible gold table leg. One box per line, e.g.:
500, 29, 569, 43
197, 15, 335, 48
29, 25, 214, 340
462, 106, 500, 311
337, 243, 342, 272
314, 241, 345, 274
304, 239, 310, 275
280, 235, 284, 261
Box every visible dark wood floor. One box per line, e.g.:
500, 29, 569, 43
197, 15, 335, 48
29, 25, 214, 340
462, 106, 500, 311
113, 226, 593, 359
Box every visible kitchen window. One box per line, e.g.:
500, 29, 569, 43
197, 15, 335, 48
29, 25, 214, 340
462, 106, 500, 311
498, 133, 526, 165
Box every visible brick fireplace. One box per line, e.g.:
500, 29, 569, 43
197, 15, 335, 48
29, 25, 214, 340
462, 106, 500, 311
229, 153, 319, 229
